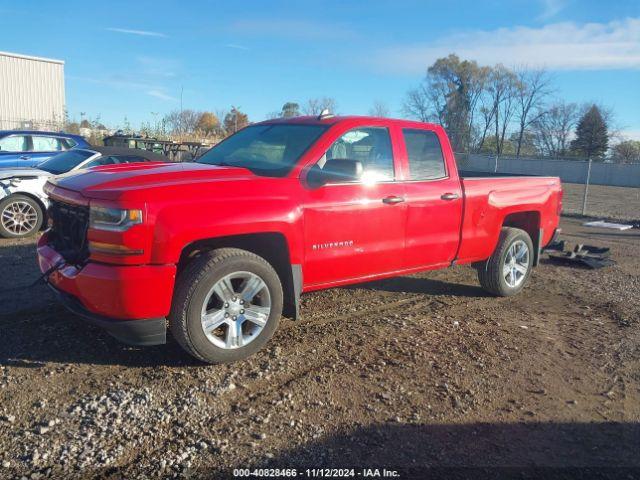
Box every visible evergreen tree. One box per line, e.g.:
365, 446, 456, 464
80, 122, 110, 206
570, 105, 608, 158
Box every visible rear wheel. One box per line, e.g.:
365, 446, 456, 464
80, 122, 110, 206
169, 248, 283, 364
0, 194, 43, 238
477, 227, 533, 296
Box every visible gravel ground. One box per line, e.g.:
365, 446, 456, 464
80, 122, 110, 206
0, 217, 638, 479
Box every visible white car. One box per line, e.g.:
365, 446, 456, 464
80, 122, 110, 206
0, 146, 168, 238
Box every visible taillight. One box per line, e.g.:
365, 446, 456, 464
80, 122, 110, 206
557, 190, 563, 215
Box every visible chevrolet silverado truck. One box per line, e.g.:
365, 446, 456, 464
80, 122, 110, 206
37, 115, 562, 364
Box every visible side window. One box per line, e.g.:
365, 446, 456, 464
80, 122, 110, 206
85, 156, 117, 168
403, 129, 446, 180
320, 127, 394, 182
31, 136, 65, 152
0, 135, 28, 152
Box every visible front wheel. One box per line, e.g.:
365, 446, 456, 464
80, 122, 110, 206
477, 227, 534, 296
169, 248, 283, 364
0, 194, 44, 238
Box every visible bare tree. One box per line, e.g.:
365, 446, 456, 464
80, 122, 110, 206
475, 104, 495, 152
303, 97, 338, 115
612, 140, 640, 164
532, 101, 579, 157
369, 101, 390, 118
514, 69, 552, 157
402, 84, 434, 123
403, 54, 490, 152
164, 109, 200, 136
488, 65, 519, 156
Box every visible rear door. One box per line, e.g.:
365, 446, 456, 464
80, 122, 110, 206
0, 134, 29, 167
301, 126, 407, 287
400, 128, 463, 269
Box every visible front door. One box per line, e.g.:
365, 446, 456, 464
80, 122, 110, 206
302, 126, 406, 287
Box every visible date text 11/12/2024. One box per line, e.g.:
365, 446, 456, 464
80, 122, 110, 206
232, 468, 400, 477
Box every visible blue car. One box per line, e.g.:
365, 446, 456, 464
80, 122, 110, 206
0, 130, 90, 168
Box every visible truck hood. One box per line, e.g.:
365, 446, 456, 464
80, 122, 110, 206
0, 168, 52, 181
48, 162, 260, 199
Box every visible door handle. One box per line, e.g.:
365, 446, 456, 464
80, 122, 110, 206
19, 155, 30, 160
382, 196, 405, 205
441, 193, 460, 201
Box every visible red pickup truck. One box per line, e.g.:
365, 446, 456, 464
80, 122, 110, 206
38, 115, 562, 363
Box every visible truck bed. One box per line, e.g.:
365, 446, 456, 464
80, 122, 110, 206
456, 174, 562, 264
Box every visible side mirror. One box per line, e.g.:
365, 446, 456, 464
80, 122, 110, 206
307, 159, 363, 187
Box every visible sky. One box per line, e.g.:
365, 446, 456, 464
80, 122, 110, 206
1, 0, 639, 139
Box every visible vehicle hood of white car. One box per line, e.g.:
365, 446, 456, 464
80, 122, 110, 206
0, 168, 52, 181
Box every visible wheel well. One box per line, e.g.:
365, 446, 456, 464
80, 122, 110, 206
4, 191, 46, 210
502, 211, 541, 265
178, 233, 299, 319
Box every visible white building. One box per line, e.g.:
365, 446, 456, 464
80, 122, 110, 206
0, 51, 65, 131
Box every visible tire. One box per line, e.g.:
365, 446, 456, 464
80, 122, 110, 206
0, 194, 44, 239
169, 248, 283, 364
477, 227, 534, 297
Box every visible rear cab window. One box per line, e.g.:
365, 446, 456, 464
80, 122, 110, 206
402, 129, 447, 181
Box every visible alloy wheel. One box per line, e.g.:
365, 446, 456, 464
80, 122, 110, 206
200, 271, 271, 349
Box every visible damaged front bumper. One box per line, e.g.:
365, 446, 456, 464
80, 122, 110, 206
48, 283, 166, 346
37, 234, 176, 346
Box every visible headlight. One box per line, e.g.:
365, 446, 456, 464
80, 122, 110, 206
89, 207, 142, 232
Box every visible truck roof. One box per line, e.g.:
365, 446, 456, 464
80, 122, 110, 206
259, 115, 442, 130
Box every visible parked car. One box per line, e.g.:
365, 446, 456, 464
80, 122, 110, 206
0, 131, 90, 168
38, 115, 562, 364
0, 147, 168, 238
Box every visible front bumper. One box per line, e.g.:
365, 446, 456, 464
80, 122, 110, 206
49, 284, 166, 346
37, 234, 176, 345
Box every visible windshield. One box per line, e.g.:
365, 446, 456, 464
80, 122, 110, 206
196, 124, 327, 177
38, 150, 95, 174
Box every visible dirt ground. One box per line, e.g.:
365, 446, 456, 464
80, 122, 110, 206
0, 217, 639, 479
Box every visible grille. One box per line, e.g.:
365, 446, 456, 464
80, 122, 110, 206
48, 200, 90, 264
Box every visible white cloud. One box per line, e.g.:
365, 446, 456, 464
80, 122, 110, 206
146, 89, 177, 101
225, 44, 250, 51
67, 75, 153, 90
106, 27, 167, 38
620, 129, 640, 141
372, 18, 640, 74
538, 0, 567, 20
69, 76, 177, 102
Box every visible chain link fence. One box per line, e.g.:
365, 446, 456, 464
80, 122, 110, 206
455, 153, 640, 223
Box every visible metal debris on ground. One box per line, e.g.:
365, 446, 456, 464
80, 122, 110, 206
545, 242, 615, 269
583, 220, 633, 231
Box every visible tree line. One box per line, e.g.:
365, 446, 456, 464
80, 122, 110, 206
129, 97, 341, 143
63, 57, 639, 163
403, 54, 638, 163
